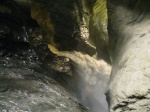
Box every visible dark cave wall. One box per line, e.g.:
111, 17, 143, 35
31, 0, 110, 62
31, 0, 96, 56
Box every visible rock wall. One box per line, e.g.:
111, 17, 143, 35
31, 0, 109, 61
107, 0, 150, 111
30, 0, 111, 112
0, 0, 116, 112
0, 0, 89, 111
90, 0, 110, 63
31, 0, 96, 56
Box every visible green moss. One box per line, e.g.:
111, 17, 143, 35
92, 0, 108, 43
89, 0, 110, 62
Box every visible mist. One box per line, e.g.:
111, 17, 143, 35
71, 52, 111, 112
47, 46, 111, 112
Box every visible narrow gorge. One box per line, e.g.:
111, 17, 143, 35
0, 0, 150, 112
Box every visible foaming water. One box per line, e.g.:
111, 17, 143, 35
48, 45, 111, 112
71, 52, 111, 112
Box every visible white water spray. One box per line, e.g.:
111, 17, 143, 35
48, 45, 111, 112
71, 52, 111, 112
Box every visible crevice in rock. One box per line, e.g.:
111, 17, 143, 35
113, 101, 134, 111
112, 94, 149, 111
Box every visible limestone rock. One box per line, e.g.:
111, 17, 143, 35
107, 0, 150, 111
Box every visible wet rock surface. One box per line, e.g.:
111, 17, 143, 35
29, 17, 111, 112
0, 1, 89, 111
89, 0, 110, 63
0, 0, 111, 112
0, 36, 88, 112
31, 0, 96, 56
0, 58, 87, 112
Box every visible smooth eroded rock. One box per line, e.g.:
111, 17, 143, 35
107, 0, 150, 111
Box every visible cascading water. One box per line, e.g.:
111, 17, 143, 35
48, 45, 112, 112
73, 54, 111, 112
0, 0, 111, 111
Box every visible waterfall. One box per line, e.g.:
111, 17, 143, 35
48, 45, 112, 112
